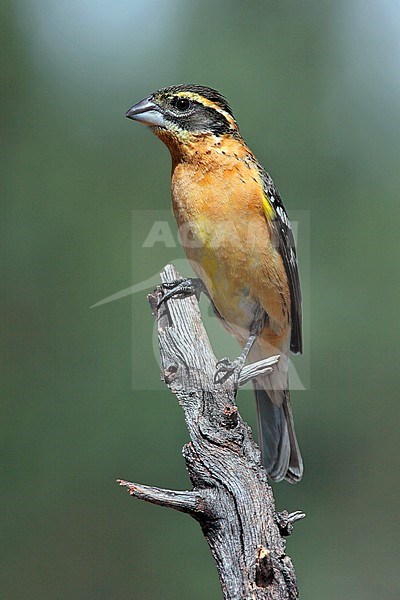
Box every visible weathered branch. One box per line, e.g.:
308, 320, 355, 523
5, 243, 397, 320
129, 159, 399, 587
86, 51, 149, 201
117, 480, 205, 514
238, 356, 279, 387
118, 264, 304, 599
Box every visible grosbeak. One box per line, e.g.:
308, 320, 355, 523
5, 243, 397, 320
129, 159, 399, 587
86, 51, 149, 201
126, 85, 303, 483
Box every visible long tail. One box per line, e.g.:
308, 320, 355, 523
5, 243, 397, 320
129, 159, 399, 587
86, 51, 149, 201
254, 376, 303, 483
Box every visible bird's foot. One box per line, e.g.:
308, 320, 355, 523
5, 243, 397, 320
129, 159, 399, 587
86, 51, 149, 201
214, 332, 257, 389
276, 510, 306, 537
157, 277, 206, 308
214, 354, 247, 388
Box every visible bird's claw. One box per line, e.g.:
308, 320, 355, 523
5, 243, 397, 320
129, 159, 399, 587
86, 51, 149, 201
214, 356, 246, 388
276, 510, 306, 536
157, 278, 205, 308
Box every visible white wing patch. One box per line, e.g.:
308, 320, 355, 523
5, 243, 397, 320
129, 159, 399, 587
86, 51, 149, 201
276, 205, 290, 228
290, 247, 297, 266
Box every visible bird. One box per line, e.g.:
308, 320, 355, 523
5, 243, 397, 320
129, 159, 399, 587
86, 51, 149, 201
126, 84, 303, 483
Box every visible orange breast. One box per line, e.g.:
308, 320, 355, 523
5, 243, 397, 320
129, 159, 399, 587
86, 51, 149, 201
170, 135, 290, 345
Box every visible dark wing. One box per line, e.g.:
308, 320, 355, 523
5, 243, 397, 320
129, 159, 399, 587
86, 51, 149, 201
258, 165, 303, 354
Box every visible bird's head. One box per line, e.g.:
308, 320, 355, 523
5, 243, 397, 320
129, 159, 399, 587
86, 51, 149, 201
126, 84, 239, 155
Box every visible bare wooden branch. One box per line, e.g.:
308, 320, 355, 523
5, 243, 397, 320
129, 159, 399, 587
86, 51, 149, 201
238, 356, 280, 387
118, 264, 304, 600
117, 480, 205, 514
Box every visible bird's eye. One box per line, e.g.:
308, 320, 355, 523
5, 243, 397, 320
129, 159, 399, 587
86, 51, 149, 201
173, 97, 190, 111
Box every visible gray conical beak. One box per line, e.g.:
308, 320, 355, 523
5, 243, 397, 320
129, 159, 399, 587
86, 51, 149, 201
125, 97, 165, 127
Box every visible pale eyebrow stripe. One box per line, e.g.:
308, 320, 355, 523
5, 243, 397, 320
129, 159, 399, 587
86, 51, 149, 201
175, 91, 237, 129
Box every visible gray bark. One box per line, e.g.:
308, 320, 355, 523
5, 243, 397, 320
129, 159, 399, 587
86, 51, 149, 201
118, 264, 304, 599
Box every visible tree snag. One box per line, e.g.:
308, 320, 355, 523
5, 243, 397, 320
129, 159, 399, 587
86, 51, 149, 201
118, 264, 304, 600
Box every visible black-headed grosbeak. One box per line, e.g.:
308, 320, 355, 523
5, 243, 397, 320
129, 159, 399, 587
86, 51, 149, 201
126, 85, 303, 483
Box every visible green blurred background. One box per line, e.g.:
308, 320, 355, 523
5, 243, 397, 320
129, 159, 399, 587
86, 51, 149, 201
2, 1, 399, 598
